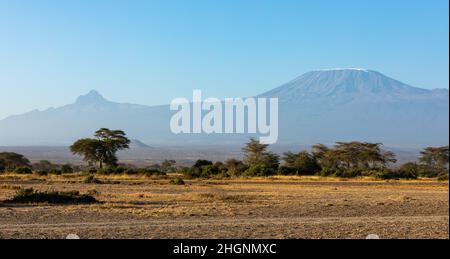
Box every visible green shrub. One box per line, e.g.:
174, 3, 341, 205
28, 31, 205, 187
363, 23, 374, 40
282, 151, 321, 175
201, 165, 219, 177
34, 170, 49, 176
437, 172, 449, 181
417, 165, 444, 178
137, 168, 166, 176
124, 168, 139, 175
60, 164, 74, 174
244, 165, 276, 177
193, 160, 213, 168
49, 169, 62, 175
183, 164, 227, 179
375, 169, 417, 180
6, 188, 98, 204
317, 168, 362, 178
0, 152, 31, 172
93, 167, 164, 176
278, 166, 299, 175
114, 167, 127, 174
0, 161, 4, 173
14, 167, 33, 174
317, 168, 335, 177
84, 175, 103, 184
96, 168, 114, 175
184, 167, 201, 178
335, 169, 362, 178
170, 178, 185, 185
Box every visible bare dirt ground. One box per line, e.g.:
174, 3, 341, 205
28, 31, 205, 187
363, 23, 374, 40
0, 174, 448, 239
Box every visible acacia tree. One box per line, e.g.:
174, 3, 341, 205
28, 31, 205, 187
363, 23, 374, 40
283, 151, 321, 175
312, 144, 338, 170
70, 128, 130, 168
32, 160, 54, 171
161, 160, 176, 172
0, 152, 31, 172
311, 142, 396, 171
333, 142, 396, 170
224, 158, 245, 176
420, 146, 449, 169
242, 138, 279, 170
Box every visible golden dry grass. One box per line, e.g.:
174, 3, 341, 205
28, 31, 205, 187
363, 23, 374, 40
0, 173, 448, 239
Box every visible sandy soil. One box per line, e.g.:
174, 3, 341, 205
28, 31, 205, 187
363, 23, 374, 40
0, 175, 448, 239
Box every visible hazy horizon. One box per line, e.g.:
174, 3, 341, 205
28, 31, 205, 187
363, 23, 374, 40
0, 68, 448, 120
1, 69, 448, 147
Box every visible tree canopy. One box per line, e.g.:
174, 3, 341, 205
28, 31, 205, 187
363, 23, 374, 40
282, 151, 321, 175
70, 128, 130, 168
242, 138, 280, 170
311, 142, 396, 171
419, 146, 449, 169
0, 152, 31, 172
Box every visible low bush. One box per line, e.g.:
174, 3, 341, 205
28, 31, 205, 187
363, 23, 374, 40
14, 167, 33, 174
317, 168, 363, 178
183, 167, 201, 178
317, 168, 335, 177
49, 169, 62, 175
5, 188, 98, 204
60, 164, 74, 174
34, 170, 49, 176
437, 172, 449, 181
94, 167, 165, 176
244, 165, 277, 177
138, 168, 166, 177
183, 160, 222, 178
193, 160, 213, 168
374, 169, 418, 180
417, 165, 445, 178
96, 168, 115, 175
123, 168, 138, 175
83, 175, 103, 184
170, 178, 185, 185
334, 169, 363, 178
277, 166, 299, 176
202, 165, 219, 177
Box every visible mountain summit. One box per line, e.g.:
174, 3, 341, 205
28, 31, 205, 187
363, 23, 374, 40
0, 70, 448, 146
260, 69, 448, 146
260, 69, 433, 103
75, 90, 107, 105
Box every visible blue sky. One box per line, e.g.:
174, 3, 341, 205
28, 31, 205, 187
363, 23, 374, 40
0, 0, 448, 119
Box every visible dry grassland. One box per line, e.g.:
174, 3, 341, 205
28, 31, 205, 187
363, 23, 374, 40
0, 174, 448, 239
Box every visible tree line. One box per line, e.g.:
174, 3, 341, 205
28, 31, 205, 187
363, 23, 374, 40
1, 129, 448, 180
182, 138, 448, 180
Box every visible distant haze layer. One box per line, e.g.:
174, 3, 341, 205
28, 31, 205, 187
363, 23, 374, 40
0, 69, 448, 147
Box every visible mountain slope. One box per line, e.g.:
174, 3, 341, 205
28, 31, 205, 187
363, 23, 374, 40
0, 69, 448, 147
260, 69, 444, 102
0, 90, 174, 145
260, 69, 449, 146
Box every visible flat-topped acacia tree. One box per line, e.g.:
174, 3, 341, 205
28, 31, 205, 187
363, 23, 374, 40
0, 152, 31, 172
70, 128, 130, 169
420, 146, 449, 169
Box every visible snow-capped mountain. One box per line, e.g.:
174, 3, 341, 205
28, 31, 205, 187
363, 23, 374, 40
261, 69, 444, 102
0, 69, 448, 147
259, 69, 449, 147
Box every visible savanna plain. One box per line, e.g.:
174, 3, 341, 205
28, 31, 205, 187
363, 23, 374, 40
0, 174, 448, 239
